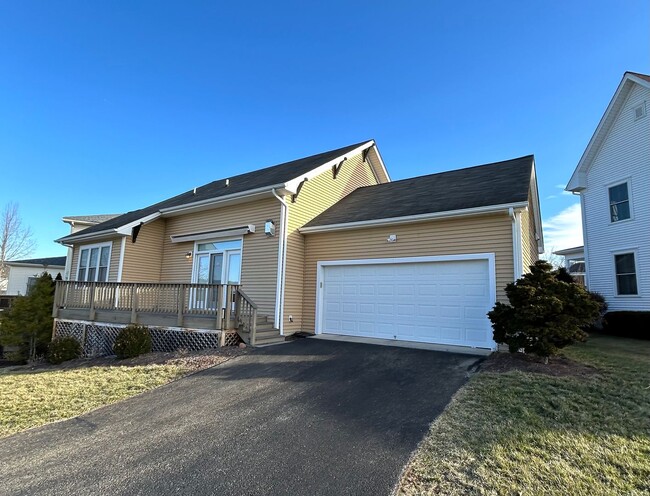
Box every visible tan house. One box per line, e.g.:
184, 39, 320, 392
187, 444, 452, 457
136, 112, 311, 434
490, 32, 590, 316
53, 140, 543, 353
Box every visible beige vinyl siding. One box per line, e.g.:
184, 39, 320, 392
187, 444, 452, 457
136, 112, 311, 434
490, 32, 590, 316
121, 219, 165, 282
160, 197, 281, 318
520, 192, 540, 273
283, 152, 380, 333
69, 238, 122, 282
302, 213, 515, 332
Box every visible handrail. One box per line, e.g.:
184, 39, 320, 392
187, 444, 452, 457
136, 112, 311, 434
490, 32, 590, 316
53, 280, 241, 330
235, 288, 258, 346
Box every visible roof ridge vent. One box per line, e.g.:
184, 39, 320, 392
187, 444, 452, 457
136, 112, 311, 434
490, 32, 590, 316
225, 178, 230, 187
193, 187, 197, 195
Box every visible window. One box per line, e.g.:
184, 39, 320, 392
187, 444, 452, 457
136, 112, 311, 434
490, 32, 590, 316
26, 277, 38, 295
615, 253, 637, 295
609, 182, 630, 222
77, 243, 111, 282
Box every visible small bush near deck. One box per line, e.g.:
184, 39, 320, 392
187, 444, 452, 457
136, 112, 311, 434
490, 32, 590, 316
113, 325, 152, 359
602, 311, 650, 340
488, 260, 600, 358
46, 336, 82, 364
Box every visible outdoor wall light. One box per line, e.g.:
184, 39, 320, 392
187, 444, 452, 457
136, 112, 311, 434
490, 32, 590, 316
265, 219, 276, 237
185, 251, 193, 260
387, 234, 397, 243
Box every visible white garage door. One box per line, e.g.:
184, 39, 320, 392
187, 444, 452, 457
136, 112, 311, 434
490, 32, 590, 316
319, 257, 495, 349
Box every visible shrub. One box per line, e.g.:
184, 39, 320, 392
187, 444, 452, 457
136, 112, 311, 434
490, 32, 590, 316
488, 260, 601, 358
113, 324, 152, 358
0, 273, 55, 361
602, 311, 650, 340
47, 336, 82, 364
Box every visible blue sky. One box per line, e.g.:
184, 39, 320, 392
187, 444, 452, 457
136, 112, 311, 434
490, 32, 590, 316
1, 1, 648, 258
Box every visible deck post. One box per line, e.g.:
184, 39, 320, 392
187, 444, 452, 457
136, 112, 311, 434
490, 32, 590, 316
52, 281, 61, 318
88, 282, 96, 321
224, 285, 233, 330
216, 285, 223, 330
130, 284, 139, 324
234, 288, 242, 328
250, 307, 258, 347
177, 284, 185, 327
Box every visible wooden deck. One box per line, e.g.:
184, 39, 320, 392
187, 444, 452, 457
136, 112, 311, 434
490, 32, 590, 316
52, 281, 258, 337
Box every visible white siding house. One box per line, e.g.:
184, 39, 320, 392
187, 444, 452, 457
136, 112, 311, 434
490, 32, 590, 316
4, 257, 66, 296
567, 72, 650, 311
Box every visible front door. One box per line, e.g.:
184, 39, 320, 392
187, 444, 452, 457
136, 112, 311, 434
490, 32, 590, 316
191, 239, 242, 309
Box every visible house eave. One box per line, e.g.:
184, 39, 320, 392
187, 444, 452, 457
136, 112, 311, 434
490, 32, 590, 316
5, 262, 66, 269
300, 201, 529, 234
56, 229, 124, 245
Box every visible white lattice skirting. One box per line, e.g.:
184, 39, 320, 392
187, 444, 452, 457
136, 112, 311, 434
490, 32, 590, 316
53, 319, 240, 357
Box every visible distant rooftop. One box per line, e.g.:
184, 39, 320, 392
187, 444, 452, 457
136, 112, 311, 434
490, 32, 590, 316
6, 256, 67, 267
62, 214, 121, 224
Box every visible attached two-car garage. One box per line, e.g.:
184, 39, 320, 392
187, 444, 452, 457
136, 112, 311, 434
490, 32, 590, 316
316, 255, 497, 350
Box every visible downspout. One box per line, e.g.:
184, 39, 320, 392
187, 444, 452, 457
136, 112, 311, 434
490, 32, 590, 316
509, 207, 523, 279
272, 189, 288, 334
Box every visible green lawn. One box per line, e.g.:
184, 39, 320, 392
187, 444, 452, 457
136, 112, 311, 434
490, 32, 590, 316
399, 336, 650, 495
0, 364, 189, 438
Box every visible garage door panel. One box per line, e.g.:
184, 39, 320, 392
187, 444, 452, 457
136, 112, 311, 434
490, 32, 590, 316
321, 258, 494, 349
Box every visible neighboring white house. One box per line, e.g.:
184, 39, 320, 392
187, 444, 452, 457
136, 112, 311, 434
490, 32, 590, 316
61, 214, 121, 280
4, 257, 66, 296
553, 246, 586, 285
567, 71, 650, 311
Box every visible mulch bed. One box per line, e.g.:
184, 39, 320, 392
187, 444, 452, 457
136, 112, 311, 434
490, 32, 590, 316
3, 346, 250, 374
480, 351, 599, 378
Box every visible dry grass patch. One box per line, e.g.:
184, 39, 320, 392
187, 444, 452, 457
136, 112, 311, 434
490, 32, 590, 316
398, 336, 650, 495
0, 347, 246, 438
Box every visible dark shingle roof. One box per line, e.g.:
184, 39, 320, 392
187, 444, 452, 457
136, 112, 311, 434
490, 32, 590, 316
61, 140, 372, 241
7, 256, 67, 267
62, 214, 121, 224
304, 155, 534, 228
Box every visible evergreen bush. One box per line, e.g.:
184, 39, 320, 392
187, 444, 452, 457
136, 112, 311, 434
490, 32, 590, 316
488, 260, 600, 358
113, 324, 152, 358
47, 336, 82, 364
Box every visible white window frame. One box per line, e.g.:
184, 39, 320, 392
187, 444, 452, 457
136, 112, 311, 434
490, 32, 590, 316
191, 237, 244, 285
607, 179, 633, 224
76, 242, 112, 282
612, 249, 639, 297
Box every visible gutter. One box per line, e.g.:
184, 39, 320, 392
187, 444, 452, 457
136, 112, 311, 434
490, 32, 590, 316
271, 189, 289, 334
300, 201, 529, 234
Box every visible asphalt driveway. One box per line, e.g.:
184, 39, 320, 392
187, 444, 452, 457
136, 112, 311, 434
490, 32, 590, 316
0, 338, 480, 496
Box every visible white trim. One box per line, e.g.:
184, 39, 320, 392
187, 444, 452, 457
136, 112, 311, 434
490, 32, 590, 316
567, 73, 650, 191
529, 161, 545, 253
300, 202, 527, 233
284, 141, 375, 192
511, 208, 524, 278
579, 193, 590, 289
117, 237, 126, 282
159, 187, 287, 216
271, 189, 288, 333
315, 253, 497, 350
606, 178, 634, 224
611, 248, 640, 297
4, 262, 65, 269
369, 143, 391, 182
170, 225, 255, 244
75, 241, 113, 282
56, 228, 121, 244
115, 212, 162, 235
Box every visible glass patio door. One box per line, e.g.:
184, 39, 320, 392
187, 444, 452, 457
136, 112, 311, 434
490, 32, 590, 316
191, 239, 242, 309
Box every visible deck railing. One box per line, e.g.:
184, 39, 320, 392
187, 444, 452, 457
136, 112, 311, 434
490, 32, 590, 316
53, 281, 242, 330
235, 289, 258, 346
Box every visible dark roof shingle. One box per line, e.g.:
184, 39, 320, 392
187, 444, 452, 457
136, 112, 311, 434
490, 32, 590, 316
7, 256, 67, 267
60, 140, 372, 241
304, 155, 534, 228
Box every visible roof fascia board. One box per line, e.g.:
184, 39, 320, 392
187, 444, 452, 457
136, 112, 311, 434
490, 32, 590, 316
300, 201, 529, 234
529, 161, 545, 253
159, 185, 288, 217
56, 229, 123, 245
284, 141, 375, 192
115, 212, 162, 235
369, 143, 391, 182
567, 74, 641, 191
6, 262, 66, 268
